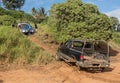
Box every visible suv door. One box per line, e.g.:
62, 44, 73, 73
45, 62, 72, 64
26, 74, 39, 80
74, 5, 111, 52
58, 41, 72, 60
63, 41, 72, 55
69, 41, 83, 61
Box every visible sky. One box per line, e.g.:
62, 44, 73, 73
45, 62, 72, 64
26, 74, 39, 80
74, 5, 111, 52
9, 0, 120, 21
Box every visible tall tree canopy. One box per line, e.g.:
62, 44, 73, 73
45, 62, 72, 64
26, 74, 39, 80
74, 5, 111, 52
49, 0, 112, 43
2, 0, 25, 10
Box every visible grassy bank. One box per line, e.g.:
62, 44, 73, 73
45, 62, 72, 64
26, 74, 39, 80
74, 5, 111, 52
0, 26, 54, 65
109, 32, 120, 50
112, 32, 120, 45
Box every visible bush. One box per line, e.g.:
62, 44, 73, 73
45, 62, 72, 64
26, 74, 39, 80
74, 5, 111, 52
0, 15, 16, 26
0, 8, 36, 24
23, 13, 37, 23
49, 0, 112, 43
0, 8, 8, 15
112, 32, 120, 45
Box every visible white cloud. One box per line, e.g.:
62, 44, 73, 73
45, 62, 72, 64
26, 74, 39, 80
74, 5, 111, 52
85, 1, 95, 5
105, 9, 120, 22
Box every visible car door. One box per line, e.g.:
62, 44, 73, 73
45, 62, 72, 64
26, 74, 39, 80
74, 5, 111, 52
69, 41, 83, 61
58, 40, 71, 59
64, 41, 72, 55
65, 40, 77, 62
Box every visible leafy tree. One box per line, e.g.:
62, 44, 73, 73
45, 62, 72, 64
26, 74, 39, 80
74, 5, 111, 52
2, 0, 25, 10
49, 0, 112, 43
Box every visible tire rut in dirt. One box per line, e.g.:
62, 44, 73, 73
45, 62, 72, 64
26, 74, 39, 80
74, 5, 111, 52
63, 62, 120, 83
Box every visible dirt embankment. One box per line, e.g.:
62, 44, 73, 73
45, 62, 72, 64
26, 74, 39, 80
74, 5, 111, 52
0, 36, 120, 83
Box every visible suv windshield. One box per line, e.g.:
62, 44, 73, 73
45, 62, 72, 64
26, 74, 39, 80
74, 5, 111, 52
20, 24, 30, 30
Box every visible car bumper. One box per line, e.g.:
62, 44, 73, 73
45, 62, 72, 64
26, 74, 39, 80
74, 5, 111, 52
76, 61, 110, 68
20, 30, 29, 33
30, 30, 34, 33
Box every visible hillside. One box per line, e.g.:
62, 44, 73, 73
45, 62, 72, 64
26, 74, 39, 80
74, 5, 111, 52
0, 26, 54, 66
0, 0, 120, 82
0, 26, 120, 83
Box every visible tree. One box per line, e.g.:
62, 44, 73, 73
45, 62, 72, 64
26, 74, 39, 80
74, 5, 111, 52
110, 17, 120, 31
31, 7, 47, 23
31, 7, 37, 17
49, 0, 112, 43
2, 0, 25, 10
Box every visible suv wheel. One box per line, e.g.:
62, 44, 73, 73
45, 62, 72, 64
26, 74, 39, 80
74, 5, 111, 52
101, 67, 106, 72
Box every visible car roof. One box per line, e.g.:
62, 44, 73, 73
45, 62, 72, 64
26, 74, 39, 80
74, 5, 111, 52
18, 23, 29, 25
69, 39, 107, 43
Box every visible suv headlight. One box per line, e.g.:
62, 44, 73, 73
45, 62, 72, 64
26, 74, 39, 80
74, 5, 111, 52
22, 30, 25, 32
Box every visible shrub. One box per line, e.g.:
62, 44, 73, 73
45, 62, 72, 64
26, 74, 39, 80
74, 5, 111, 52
49, 0, 112, 43
0, 8, 36, 24
0, 15, 16, 26
112, 32, 120, 46
0, 8, 8, 15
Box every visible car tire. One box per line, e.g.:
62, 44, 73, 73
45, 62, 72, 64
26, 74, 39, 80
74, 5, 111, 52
76, 62, 85, 71
101, 67, 106, 72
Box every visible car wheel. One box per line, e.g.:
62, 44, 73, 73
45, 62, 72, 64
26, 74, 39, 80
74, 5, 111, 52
76, 62, 85, 71
101, 67, 106, 72
76, 62, 81, 70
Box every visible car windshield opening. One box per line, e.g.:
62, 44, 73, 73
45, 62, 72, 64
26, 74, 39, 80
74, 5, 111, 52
20, 24, 30, 29
72, 41, 84, 50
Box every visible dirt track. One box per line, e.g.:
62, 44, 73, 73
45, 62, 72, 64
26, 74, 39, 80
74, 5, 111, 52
0, 36, 120, 83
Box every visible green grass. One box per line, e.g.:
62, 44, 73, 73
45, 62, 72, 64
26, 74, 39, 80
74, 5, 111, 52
112, 32, 120, 45
0, 26, 55, 65
108, 32, 120, 50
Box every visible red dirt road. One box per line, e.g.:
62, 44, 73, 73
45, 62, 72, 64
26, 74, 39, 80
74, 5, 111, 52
1, 62, 120, 83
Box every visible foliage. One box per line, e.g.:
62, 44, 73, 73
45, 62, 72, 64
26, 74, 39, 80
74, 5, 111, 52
0, 15, 16, 25
0, 26, 54, 64
112, 32, 120, 46
49, 0, 112, 43
31, 7, 37, 16
0, 8, 36, 24
110, 17, 120, 31
0, 7, 8, 15
22, 13, 37, 23
31, 7, 47, 23
2, 0, 25, 10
